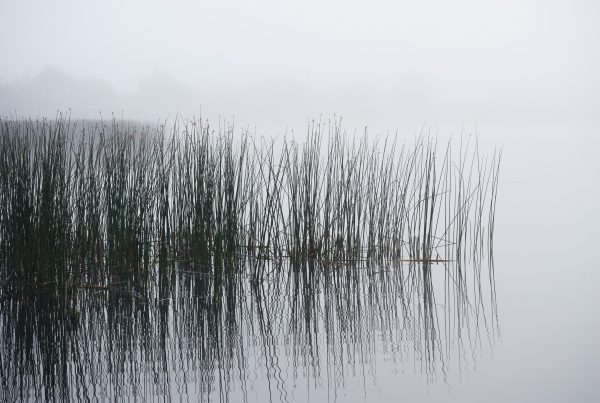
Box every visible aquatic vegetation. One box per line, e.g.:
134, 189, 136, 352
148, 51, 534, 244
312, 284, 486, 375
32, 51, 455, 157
0, 114, 501, 401
0, 115, 500, 286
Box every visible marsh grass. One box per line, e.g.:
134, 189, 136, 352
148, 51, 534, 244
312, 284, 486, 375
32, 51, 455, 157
0, 114, 501, 401
0, 115, 500, 298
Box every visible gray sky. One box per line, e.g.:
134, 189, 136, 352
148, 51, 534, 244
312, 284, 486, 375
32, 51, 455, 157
0, 0, 599, 130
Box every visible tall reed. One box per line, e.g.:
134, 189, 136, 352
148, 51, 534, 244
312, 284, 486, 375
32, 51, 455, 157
0, 115, 501, 299
0, 114, 501, 401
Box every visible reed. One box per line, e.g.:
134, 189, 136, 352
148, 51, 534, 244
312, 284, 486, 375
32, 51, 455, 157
0, 115, 500, 300
0, 114, 501, 401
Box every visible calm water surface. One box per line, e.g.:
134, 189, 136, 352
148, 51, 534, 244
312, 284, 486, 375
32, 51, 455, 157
1, 121, 598, 402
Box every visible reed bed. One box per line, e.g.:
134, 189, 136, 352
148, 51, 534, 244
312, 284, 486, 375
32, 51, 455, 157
0, 114, 501, 401
0, 115, 500, 298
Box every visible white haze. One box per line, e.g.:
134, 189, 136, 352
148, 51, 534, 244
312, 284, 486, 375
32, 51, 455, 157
1, 1, 600, 402
0, 0, 598, 134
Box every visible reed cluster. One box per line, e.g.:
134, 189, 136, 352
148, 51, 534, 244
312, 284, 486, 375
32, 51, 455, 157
0, 115, 500, 298
0, 114, 501, 401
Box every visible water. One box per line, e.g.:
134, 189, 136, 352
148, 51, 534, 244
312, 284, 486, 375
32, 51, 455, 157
1, 119, 598, 402
412, 120, 600, 402
2, 255, 497, 402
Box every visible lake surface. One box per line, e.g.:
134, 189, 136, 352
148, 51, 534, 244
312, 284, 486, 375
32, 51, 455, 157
421, 120, 600, 403
1, 119, 598, 402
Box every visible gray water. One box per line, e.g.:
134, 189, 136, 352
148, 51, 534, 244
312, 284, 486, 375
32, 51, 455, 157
293, 120, 600, 402
310, 120, 600, 402
463, 121, 600, 403
0, 119, 598, 402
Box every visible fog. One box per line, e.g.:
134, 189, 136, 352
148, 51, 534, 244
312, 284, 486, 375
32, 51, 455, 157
1, 0, 598, 133
1, 1, 599, 402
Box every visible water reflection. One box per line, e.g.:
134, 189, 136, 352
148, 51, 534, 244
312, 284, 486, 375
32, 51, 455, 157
0, 257, 497, 402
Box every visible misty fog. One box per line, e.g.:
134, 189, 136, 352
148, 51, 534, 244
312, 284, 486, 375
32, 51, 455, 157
1, 1, 599, 402
1, 0, 598, 134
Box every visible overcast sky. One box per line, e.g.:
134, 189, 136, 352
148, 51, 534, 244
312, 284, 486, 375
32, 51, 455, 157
0, 0, 598, 130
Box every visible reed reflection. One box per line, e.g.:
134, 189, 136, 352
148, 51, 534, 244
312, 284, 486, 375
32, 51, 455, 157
0, 115, 499, 401
1, 257, 497, 402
